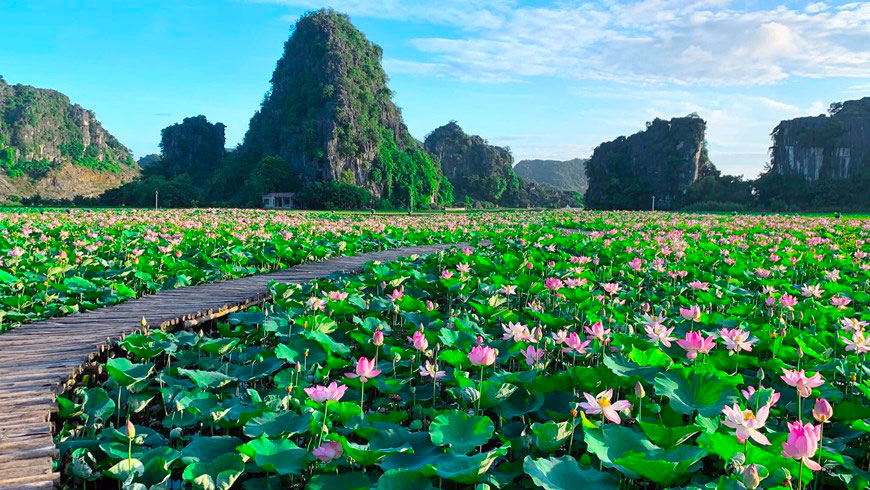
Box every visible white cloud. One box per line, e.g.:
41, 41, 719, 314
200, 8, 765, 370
258, 0, 870, 86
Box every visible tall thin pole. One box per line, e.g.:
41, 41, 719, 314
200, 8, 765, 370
651, 195, 655, 211
155, 190, 158, 210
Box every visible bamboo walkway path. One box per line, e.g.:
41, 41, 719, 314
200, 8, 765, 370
0, 242, 474, 489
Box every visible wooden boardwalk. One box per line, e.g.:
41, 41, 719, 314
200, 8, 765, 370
0, 242, 472, 489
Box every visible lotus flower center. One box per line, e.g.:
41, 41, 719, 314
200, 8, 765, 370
743, 410, 755, 420
597, 396, 611, 407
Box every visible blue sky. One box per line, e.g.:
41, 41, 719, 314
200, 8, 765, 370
2, 0, 868, 178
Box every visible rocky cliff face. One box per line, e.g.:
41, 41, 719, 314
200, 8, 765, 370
159, 115, 226, 180
238, 9, 448, 207
424, 122, 576, 207
585, 115, 706, 210
0, 76, 138, 200
514, 158, 589, 194
770, 97, 869, 181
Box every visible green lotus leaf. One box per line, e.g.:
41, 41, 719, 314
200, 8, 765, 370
105, 457, 144, 483
182, 453, 245, 490
181, 436, 243, 464
332, 434, 412, 467
82, 387, 115, 426
243, 410, 311, 438
637, 421, 702, 448
523, 455, 618, 490
306, 472, 374, 490
424, 443, 508, 484
377, 469, 434, 490
654, 370, 738, 417
583, 424, 659, 478
613, 445, 707, 486
237, 435, 310, 475
429, 411, 495, 454
531, 421, 573, 453
177, 368, 234, 390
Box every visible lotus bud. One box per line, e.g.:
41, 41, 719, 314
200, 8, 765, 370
296, 362, 302, 373
742, 464, 762, 490
304, 349, 309, 358
372, 328, 384, 346
533, 326, 544, 341
126, 420, 136, 439
757, 367, 765, 380
813, 398, 833, 423
477, 335, 484, 345
635, 381, 645, 399
141, 316, 147, 327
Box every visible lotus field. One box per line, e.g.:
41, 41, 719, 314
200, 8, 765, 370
0, 209, 516, 332
34, 211, 870, 489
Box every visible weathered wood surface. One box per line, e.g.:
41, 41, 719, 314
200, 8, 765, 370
0, 242, 473, 489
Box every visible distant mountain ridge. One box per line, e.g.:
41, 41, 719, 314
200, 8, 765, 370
424, 121, 578, 208
0, 76, 138, 200
513, 158, 588, 194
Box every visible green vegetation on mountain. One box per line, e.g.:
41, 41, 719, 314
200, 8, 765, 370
215, 8, 451, 209
585, 114, 708, 210
514, 158, 588, 194
424, 122, 578, 208
0, 76, 138, 200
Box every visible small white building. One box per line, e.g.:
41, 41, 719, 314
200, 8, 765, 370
262, 192, 295, 209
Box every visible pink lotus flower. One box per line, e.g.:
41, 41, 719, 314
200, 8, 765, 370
545, 277, 564, 291
781, 369, 824, 398
645, 323, 677, 348
372, 327, 384, 346
719, 328, 757, 354
7, 247, 24, 257
800, 284, 824, 298
408, 330, 429, 351
680, 306, 702, 322
388, 288, 404, 302
468, 345, 497, 366
418, 360, 445, 380
843, 330, 869, 354
562, 332, 591, 355
677, 331, 716, 360
327, 290, 348, 301
440, 269, 454, 280
628, 257, 642, 271
602, 283, 621, 295
456, 263, 471, 274
831, 295, 851, 309
312, 441, 343, 463
688, 280, 709, 291
502, 321, 532, 342
722, 403, 771, 445
521, 345, 546, 367
781, 421, 822, 471
304, 382, 347, 403
813, 398, 833, 423
779, 294, 798, 310
584, 321, 610, 342
579, 389, 632, 424
552, 329, 569, 344
839, 317, 868, 333
345, 357, 382, 383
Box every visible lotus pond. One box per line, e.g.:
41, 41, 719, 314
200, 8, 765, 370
53, 212, 870, 489
0, 208, 529, 332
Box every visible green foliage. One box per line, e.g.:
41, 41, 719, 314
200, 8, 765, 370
241, 156, 294, 202
298, 180, 372, 210
100, 174, 200, 207
373, 130, 450, 208
157, 115, 226, 180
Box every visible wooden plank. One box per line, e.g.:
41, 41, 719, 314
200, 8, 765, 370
0, 241, 479, 488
